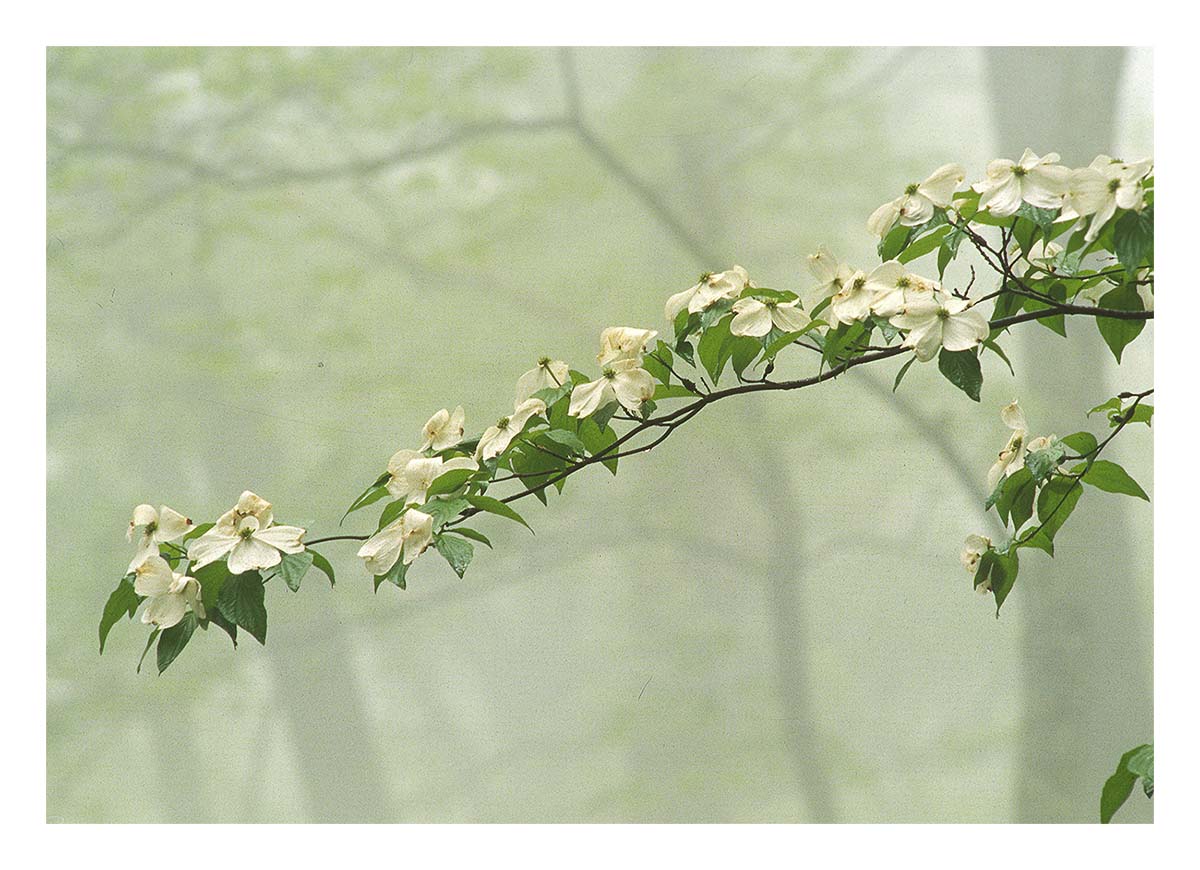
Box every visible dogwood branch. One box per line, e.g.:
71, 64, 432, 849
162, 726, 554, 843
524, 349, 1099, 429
300, 301, 1153, 547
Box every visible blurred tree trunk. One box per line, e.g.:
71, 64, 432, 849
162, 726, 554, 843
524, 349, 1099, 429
983, 47, 1153, 823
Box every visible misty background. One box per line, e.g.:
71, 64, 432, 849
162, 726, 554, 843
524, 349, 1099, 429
47, 46, 1153, 822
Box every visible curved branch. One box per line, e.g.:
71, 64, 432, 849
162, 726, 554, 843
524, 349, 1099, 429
310, 303, 1152, 544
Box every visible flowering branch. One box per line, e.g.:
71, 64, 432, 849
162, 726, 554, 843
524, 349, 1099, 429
100, 148, 1154, 679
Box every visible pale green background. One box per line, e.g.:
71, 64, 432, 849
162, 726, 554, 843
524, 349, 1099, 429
47, 47, 1153, 822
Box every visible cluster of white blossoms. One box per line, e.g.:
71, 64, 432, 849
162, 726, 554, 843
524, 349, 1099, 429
960, 400, 1063, 590
355, 405, 478, 577
802, 248, 989, 362
568, 327, 658, 418
869, 150, 1152, 243
122, 490, 307, 628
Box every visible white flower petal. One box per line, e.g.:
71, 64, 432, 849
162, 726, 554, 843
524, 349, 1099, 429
154, 505, 193, 542
228, 536, 282, 575
133, 555, 175, 597
867, 197, 902, 238
142, 592, 188, 629
568, 378, 613, 418
254, 524, 306, 554
611, 367, 655, 411
186, 529, 239, 570
729, 299, 772, 337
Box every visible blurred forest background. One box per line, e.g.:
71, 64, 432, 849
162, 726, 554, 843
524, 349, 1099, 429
47, 46, 1153, 822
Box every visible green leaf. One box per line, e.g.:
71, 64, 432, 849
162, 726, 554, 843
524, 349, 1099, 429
1096, 283, 1146, 363
182, 522, 213, 543
892, 356, 915, 392
1061, 431, 1099, 457
730, 335, 762, 379
378, 498, 409, 530
1081, 460, 1149, 501
273, 550, 314, 593
992, 467, 1034, 529
424, 467, 476, 499
1034, 476, 1083, 544
652, 383, 697, 400
697, 316, 733, 383
1121, 403, 1153, 427
208, 605, 237, 647
442, 526, 492, 549
1101, 744, 1154, 823
1022, 281, 1067, 337
99, 574, 140, 654
342, 472, 392, 523
763, 324, 821, 361
375, 557, 407, 592
699, 298, 734, 329
879, 224, 910, 261
937, 348, 982, 402
1025, 440, 1067, 485
193, 560, 232, 614
897, 224, 950, 264
982, 338, 1014, 375
156, 611, 198, 674
420, 496, 470, 531
540, 428, 588, 454
136, 628, 160, 674
216, 572, 267, 645
464, 495, 534, 532
1089, 397, 1123, 418
309, 550, 336, 586
577, 419, 618, 475
434, 534, 474, 579
643, 342, 674, 384
1113, 209, 1153, 274
977, 549, 1020, 615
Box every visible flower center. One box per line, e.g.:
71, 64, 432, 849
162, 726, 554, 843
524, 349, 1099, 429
1013, 165, 1027, 177
936, 307, 951, 320
537, 356, 552, 367
496, 416, 510, 429
904, 183, 920, 195
1108, 177, 1122, 193
602, 367, 616, 380
145, 521, 158, 535
852, 277, 866, 290
765, 300, 778, 309
239, 525, 255, 539
699, 271, 713, 285
896, 276, 911, 289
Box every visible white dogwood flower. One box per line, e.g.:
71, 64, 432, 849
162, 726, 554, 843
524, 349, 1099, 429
867, 163, 966, 237
831, 261, 928, 324
960, 534, 992, 575
664, 266, 750, 321
187, 492, 306, 574
889, 291, 989, 362
515, 358, 570, 403
126, 503, 194, 573
476, 398, 546, 461
1011, 238, 1064, 278
805, 246, 854, 311
1064, 156, 1153, 241
419, 406, 466, 451
729, 296, 810, 337
357, 508, 434, 576
569, 359, 655, 417
596, 327, 659, 365
987, 400, 1029, 490
134, 555, 205, 629
972, 149, 1070, 217
386, 450, 478, 505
